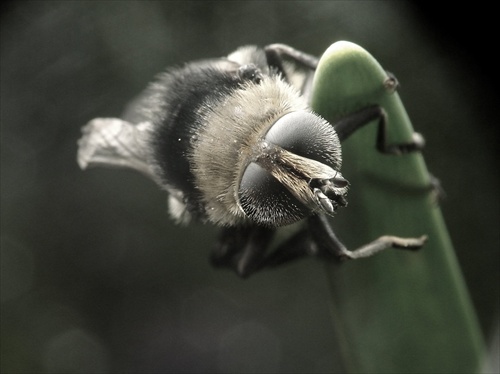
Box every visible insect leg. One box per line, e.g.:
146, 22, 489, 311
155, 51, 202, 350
264, 44, 319, 101
264, 43, 319, 75
255, 212, 426, 272
334, 105, 425, 155
211, 225, 275, 278
258, 218, 346, 269
308, 214, 427, 261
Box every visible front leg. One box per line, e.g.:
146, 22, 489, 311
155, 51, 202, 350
254, 213, 426, 272
334, 102, 444, 201
334, 105, 425, 155
307, 214, 426, 261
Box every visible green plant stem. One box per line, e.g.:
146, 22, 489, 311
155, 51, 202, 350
311, 41, 485, 373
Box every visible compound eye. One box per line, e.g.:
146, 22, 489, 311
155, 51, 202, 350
238, 162, 309, 227
265, 111, 341, 169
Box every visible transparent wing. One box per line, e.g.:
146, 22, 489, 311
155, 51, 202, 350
77, 118, 159, 182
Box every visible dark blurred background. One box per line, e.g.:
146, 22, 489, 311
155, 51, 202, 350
1, 1, 498, 373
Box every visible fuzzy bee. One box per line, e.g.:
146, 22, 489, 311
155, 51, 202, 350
77, 43, 427, 277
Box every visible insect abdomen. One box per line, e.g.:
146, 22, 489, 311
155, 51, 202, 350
149, 61, 243, 217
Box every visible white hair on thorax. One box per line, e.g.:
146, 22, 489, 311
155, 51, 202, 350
191, 75, 309, 226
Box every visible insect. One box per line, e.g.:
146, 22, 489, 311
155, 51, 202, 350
77, 43, 427, 278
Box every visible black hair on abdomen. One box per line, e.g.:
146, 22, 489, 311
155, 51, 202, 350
149, 60, 243, 217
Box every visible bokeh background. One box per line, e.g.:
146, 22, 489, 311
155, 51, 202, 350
1, 1, 498, 373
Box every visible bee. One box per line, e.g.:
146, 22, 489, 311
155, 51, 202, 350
77, 43, 427, 277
